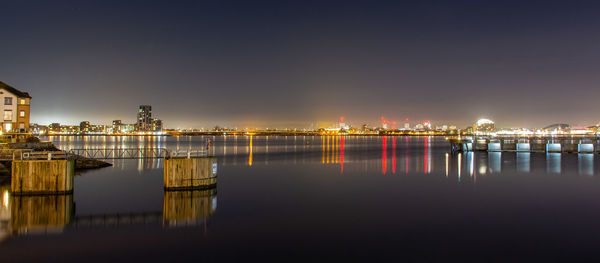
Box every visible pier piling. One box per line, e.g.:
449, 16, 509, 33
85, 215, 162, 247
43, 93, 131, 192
164, 157, 217, 190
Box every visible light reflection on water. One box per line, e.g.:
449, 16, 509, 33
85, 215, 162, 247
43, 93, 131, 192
1, 136, 600, 261
41, 135, 600, 178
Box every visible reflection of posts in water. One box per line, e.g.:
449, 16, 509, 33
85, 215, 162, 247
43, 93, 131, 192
546, 153, 561, 174
163, 188, 217, 227
488, 152, 501, 174
10, 194, 74, 234
516, 153, 531, 173
467, 152, 474, 177
578, 154, 594, 176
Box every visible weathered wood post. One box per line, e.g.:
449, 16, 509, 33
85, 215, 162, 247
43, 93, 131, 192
164, 157, 217, 190
11, 160, 75, 195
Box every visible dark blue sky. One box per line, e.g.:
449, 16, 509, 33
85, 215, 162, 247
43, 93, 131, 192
1, 0, 600, 129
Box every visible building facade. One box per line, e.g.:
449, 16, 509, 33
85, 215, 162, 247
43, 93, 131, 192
136, 105, 152, 131
152, 119, 163, 132
0, 81, 31, 133
112, 120, 122, 133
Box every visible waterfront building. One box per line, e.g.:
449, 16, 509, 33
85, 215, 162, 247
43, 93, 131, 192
29, 123, 48, 135
136, 105, 153, 131
80, 121, 90, 133
50, 123, 61, 132
423, 121, 432, 130
0, 81, 31, 133
112, 120, 122, 133
120, 123, 136, 133
152, 118, 163, 132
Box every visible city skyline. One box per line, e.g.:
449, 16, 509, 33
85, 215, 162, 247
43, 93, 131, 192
2, 1, 600, 128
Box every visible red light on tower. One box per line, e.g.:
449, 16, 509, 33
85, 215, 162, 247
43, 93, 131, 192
340, 116, 344, 122
381, 116, 388, 124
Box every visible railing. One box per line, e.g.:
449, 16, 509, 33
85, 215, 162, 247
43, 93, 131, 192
66, 148, 208, 159
0, 148, 209, 160
13, 151, 70, 160
0, 149, 31, 160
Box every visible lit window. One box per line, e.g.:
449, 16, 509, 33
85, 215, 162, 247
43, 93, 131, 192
19, 123, 24, 129
19, 99, 25, 104
4, 97, 12, 105
3, 110, 12, 121
19, 110, 25, 117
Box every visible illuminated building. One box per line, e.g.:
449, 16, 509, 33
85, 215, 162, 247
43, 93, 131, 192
50, 123, 61, 132
0, 81, 31, 133
80, 121, 90, 133
473, 119, 496, 134
112, 120, 122, 133
423, 121, 432, 130
152, 119, 163, 132
136, 105, 153, 131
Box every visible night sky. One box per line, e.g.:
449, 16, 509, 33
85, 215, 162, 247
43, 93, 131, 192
1, 0, 600, 129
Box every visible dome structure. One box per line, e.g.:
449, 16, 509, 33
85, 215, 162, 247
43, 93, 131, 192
476, 119, 494, 126
474, 119, 496, 133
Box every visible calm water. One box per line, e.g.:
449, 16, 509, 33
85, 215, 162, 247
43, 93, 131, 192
1, 135, 600, 262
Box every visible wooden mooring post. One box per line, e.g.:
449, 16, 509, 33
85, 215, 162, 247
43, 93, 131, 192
163, 157, 217, 190
11, 160, 75, 195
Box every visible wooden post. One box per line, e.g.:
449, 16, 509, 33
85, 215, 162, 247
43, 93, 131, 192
11, 160, 75, 195
164, 157, 217, 190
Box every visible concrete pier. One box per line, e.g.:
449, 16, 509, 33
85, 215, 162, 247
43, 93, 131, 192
11, 160, 75, 195
450, 136, 600, 154
163, 157, 217, 190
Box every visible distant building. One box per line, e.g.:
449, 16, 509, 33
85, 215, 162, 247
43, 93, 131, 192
423, 121, 432, 130
90, 124, 106, 133
0, 81, 31, 133
80, 121, 90, 133
136, 105, 153, 131
50, 123, 61, 132
29, 123, 48, 135
361, 124, 372, 133
112, 120, 122, 133
152, 118, 163, 132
